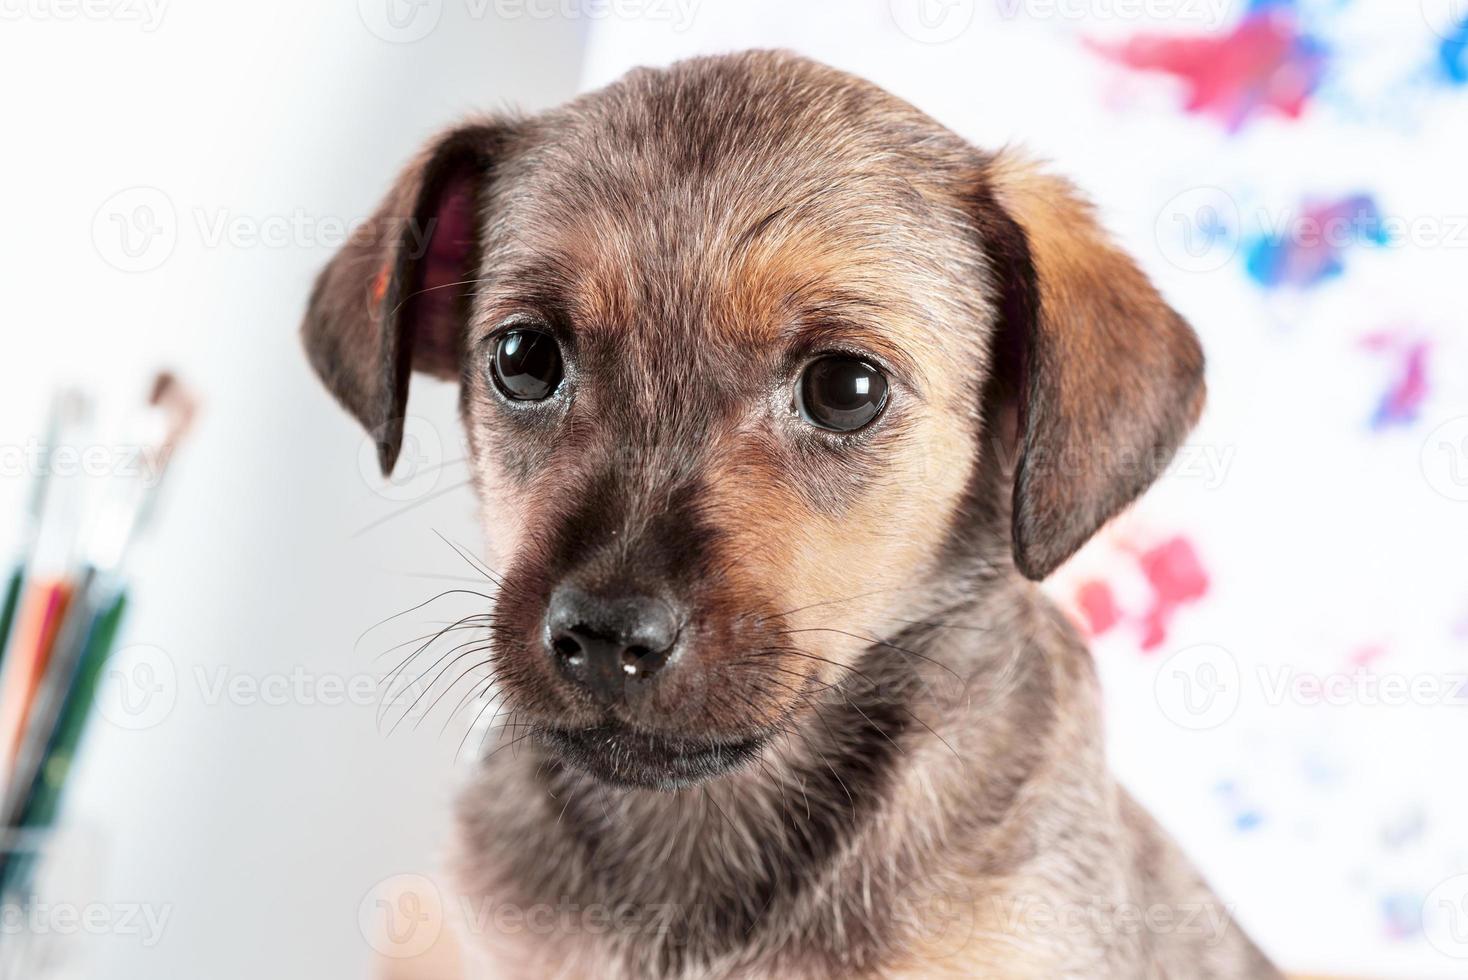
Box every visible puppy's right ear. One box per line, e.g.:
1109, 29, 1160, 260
301, 121, 511, 476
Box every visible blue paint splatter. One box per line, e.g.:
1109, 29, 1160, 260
1215, 780, 1266, 832
1247, 0, 1353, 15
1244, 194, 1387, 289
1381, 892, 1423, 940
1441, 16, 1468, 85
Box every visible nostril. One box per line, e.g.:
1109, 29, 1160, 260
620, 641, 672, 679
621, 645, 651, 675
553, 634, 584, 661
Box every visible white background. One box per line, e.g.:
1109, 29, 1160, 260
2, 1, 1466, 977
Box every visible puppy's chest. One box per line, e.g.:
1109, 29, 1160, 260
459, 884, 1111, 980
453, 828, 1116, 980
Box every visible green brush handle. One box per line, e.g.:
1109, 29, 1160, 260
0, 566, 22, 673
0, 591, 127, 897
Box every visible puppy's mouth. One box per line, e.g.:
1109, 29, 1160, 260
535, 723, 768, 790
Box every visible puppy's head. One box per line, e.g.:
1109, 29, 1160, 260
303, 52, 1203, 789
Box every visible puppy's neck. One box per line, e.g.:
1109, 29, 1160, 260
455, 576, 1089, 977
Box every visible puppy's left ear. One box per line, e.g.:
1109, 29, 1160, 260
301, 121, 512, 476
973, 155, 1206, 581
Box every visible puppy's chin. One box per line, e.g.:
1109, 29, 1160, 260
535, 723, 768, 791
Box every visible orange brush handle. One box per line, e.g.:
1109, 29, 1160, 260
0, 578, 75, 768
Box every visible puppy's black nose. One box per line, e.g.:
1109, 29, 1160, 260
546, 586, 679, 702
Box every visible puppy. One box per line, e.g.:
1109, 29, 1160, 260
303, 51, 1279, 979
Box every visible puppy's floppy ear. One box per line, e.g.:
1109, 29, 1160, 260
301, 121, 510, 476
973, 155, 1206, 581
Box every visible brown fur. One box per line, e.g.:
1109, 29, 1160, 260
302, 51, 1276, 978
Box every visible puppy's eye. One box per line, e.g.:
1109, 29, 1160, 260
491, 329, 563, 401
796, 357, 889, 432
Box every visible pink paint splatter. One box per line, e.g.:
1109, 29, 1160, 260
1075, 580, 1121, 636
1348, 644, 1387, 670
1246, 195, 1387, 290
1137, 536, 1210, 651
1360, 330, 1432, 430
1089, 8, 1328, 132
1371, 341, 1431, 431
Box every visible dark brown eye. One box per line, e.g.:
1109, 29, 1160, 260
491, 329, 562, 401
797, 357, 888, 432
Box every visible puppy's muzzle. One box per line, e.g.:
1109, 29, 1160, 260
545, 585, 680, 705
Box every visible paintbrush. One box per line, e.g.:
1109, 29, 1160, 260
0, 374, 199, 895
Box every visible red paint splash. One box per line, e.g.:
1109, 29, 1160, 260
1137, 536, 1210, 651
1068, 535, 1210, 651
1089, 9, 1327, 132
1075, 580, 1121, 636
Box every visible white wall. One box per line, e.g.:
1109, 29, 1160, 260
0, 5, 584, 977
